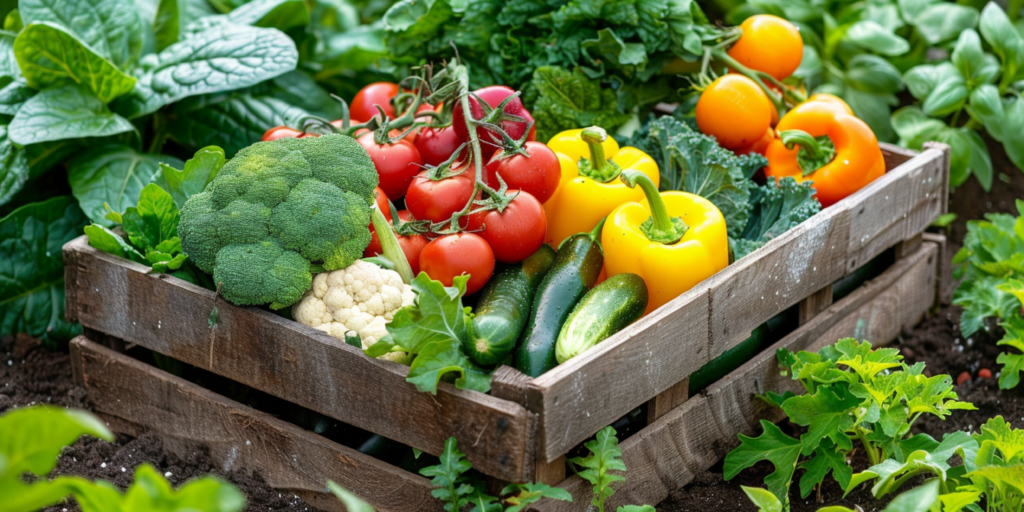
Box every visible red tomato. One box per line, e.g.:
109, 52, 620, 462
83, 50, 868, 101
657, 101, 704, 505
453, 86, 534, 160
372, 186, 391, 222
262, 126, 305, 141
416, 125, 464, 167
485, 141, 561, 203
357, 133, 423, 201
420, 233, 495, 294
467, 191, 546, 263
350, 82, 399, 122
405, 164, 476, 224
363, 210, 429, 276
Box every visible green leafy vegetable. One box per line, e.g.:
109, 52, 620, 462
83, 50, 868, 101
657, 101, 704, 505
0, 125, 29, 205
731, 177, 821, 260
152, 145, 225, 209
9, 84, 135, 146
68, 144, 182, 227
0, 196, 87, 345
526, 66, 631, 143
18, 0, 144, 69
724, 420, 801, 505
569, 426, 627, 512
419, 437, 475, 512
501, 482, 572, 512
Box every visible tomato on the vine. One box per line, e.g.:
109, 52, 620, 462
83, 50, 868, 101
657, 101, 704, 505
405, 164, 476, 224
416, 125, 463, 167
262, 126, 307, 141
485, 141, 561, 204
452, 86, 534, 160
467, 190, 546, 263
350, 82, 400, 122
727, 14, 803, 81
371, 186, 391, 221
420, 233, 495, 295
696, 74, 772, 150
363, 210, 429, 275
357, 133, 423, 201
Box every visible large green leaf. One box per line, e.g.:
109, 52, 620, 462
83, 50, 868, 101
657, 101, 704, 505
8, 84, 135, 145
68, 144, 182, 226
0, 125, 28, 206
152, 145, 224, 208
165, 88, 305, 156
0, 80, 35, 116
0, 406, 112, 479
225, 0, 308, 31
0, 196, 87, 343
909, 3, 979, 45
19, 0, 144, 69
13, 22, 137, 103
845, 20, 909, 56
724, 420, 802, 505
0, 30, 17, 80
113, 24, 298, 119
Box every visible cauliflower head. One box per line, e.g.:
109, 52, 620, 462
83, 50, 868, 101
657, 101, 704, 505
179, 135, 379, 309
292, 260, 415, 362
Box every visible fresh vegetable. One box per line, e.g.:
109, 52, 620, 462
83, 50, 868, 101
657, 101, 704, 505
765, 100, 886, 207
350, 82, 400, 121
513, 219, 604, 377
419, 233, 495, 296
543, 127, 659, 247
485, 141, 562, 204
696, 74, 773, 150
628, 115, 761, 239
292, 260, 415, 363
178, 135, 378, 309
363, 210, 429, 276
952, 200, 1024, 389
262, 126, 308, 141
415, 125, 463, 168
465, 245, 556, 366
405, 162, 476, 224
452, 85, 535, 160
724, 339, 975, 508
466, 189, 547, 264
153, 146, 226, 210
357, 132, 423, 201
726, 15, 803, 81
367, 274, 491, 393
730, 177, 821, 261
555, 273, 648, 364
603, 170, 729, 315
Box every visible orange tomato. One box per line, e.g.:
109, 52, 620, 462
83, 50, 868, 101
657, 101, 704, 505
696, 74, 773, 150
807, 93, 854, 116
727, 14, 803, 81
735, 128, 775, 156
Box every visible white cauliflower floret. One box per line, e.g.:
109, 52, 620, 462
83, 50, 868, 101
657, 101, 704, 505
293, 260, 414, 362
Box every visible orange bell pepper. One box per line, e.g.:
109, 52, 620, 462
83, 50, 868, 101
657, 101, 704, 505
764, 100, 884, 207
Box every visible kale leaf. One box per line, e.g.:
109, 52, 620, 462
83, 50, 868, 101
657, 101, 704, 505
731, 177, 822, 260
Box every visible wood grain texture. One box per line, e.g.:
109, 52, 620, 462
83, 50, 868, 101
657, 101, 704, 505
62, 237, 535, 482
70, 337, 441, 512
530, 240, 940, 511
923, 232, 952, 305
527, 145, 947, 463
646, 377, 689, 424
798, 285, 834, 325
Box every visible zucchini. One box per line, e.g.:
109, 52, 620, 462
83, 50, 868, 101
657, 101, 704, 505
512, 222, 605, 377
464, 245, 557, 365
555, 273, 648, 364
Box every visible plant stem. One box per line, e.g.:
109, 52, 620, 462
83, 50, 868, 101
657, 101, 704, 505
711, 49, 802, 112
619, 170, 687, 244
779, 130, 825, 159
854, 427, 879, 466
370, 206, 415, 284
579, 127, 622, 182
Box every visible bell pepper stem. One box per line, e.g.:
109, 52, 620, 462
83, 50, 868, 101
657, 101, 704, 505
580, 127, 621, 182
779, 129, 836, 177
371, 205, 415, 284
619, 170, 687, 244
779, 130, 823, 159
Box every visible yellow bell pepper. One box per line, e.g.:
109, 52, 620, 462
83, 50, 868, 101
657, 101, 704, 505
603, 170, 729, 315
544, 127, 659, 247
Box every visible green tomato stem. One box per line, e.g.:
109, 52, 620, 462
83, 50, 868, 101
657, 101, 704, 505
619, 170, 687, 244
710, 49, 788, 114
370, 205, 414, 284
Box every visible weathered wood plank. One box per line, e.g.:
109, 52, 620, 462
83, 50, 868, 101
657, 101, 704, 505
70, 337, 441, 512
646, 377, 689, 424
798, 285, 834, 325
62, 237, 535, 482
923, 232, 952, 305
530, 240, 940, 511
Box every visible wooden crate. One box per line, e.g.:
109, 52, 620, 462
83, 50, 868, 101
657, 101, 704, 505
69, 237, 943, 511
63, 141, 949, 488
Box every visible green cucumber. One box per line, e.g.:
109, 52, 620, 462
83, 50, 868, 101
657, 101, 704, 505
555, 273, 648, 364
512, 223, 605, 377
464, 245, 557, 365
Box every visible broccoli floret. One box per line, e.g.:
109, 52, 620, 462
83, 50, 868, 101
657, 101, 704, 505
730, 177, 822, 260
179, 135, 379, 309
213, 241, 312, 309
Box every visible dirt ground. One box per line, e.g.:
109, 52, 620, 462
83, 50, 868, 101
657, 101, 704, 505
3, 143, 1024, 511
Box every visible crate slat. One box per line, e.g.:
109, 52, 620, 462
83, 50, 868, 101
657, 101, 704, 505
70, 337, 442, 512
64, 238, 536, 482
531, 239, 940, 511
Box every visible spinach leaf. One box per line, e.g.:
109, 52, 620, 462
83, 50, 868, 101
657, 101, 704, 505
0, 30, 17, 80
19, 0, 144, 69
166, 88, 305, 156
9, 84, 135, 145
68, 144, 182, 226
113, 24, 299, 119
0, 196, 87, 344
152, 145, 225, 208
225, 0, 309, 32
13, 22, 137, 103
0, 124, 28, 206
0, 80, 34, 116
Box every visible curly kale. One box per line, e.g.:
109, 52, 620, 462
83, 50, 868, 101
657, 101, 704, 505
629, 115, 763, 238
730, 177, 821, 261
179, 135, 378, 309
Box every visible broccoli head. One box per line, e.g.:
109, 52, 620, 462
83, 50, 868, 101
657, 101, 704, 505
730, 177, 822, 260
179, 135, 379, 309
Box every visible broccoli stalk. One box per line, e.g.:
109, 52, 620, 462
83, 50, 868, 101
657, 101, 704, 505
730, 177, 821, 260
